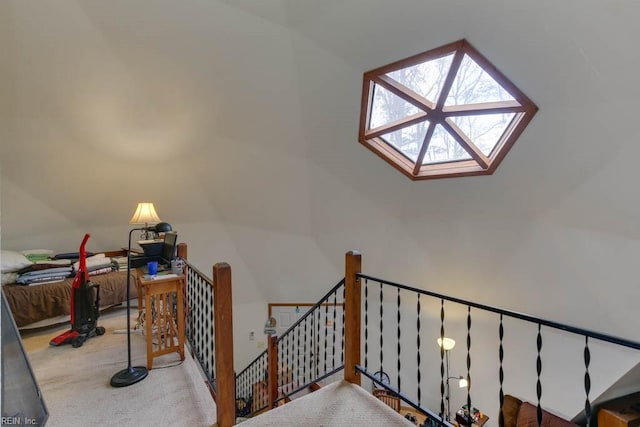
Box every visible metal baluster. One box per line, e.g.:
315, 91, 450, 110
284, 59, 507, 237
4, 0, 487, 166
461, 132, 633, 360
286, 333, 291, 394
264, 352, 268, 408
584, 336, 592, 427
466, 306, 472, 415
440, 299, 445, 419
365, 279, 369, 372
417, 294, 421, 406
332, 289, 337, 369
316, 307, 320, 378
303, 317, 308, 384
250, 363, 254, 411
248, 368, 251, 405
324, 298, 329, 375
211, 285, 216, 379
380, 282, 384, 378
254, 356, 259, 409
397, 287, 401, 392
536, 324, 543, 427
277, 341, 282, 390
297, 320, 301, 388
341, 285, 345, 365
499, 314, 505, 427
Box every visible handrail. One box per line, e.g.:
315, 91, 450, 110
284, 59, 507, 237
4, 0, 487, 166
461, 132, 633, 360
276, 279, 345, 343
181, 246, 235, 427
357, 273, 640, 350
235, 348, 268, 380
356, 365, 453, 427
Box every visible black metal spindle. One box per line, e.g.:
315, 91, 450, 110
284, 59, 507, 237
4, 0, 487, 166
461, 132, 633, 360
584, 336, 592, 427
297, 319, 301, 387
499, 314, 505, 427
380, 282, 384, 378
332, 289, 337, 369
397, 287, 401, 392
536, 323, 543, 427
316, 307, 320, 378
303, 316, 308, 384
440, 299, 445, 419
278, 340, 283, 389
466, 306, 472, 414
417, 294, 422, 406
285, 333, 291, 393
341, 285, 345, 364
365, 279, 369, 372
324, 299, 329, 374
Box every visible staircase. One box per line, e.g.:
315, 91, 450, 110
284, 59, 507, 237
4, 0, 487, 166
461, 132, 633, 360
236, 380, 415, 427
180, 247, 640, 427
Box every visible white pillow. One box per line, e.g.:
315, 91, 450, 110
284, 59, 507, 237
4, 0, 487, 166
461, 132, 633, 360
1, 272, 18, 285
1, 250, 33, 273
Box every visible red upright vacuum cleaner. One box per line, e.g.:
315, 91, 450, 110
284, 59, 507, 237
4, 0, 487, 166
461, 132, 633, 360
50, 233, 105, 348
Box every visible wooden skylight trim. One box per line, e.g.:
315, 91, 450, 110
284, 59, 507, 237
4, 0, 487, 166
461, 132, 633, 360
358, 39, 538, 180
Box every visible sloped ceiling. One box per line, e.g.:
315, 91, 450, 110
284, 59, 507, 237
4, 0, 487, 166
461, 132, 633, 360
1, 0, 640, 411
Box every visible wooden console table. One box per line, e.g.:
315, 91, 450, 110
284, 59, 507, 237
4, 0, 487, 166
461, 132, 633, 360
136, 272, 185, 369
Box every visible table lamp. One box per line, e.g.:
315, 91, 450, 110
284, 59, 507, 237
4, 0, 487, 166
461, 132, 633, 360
129, 202, 161, 240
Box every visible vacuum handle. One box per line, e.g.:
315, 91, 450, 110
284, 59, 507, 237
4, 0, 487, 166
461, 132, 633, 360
79, 233, 90, 278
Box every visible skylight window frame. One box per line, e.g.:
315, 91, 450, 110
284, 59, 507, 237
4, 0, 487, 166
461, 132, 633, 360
359, 39, 538, 180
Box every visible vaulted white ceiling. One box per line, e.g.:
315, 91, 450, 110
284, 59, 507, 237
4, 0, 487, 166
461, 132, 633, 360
2, 0, 639, 334
2, 0, 640, 416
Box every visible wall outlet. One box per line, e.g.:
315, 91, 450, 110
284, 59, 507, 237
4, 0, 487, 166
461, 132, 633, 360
249, 331, 255, 341
257, 341, 266, 349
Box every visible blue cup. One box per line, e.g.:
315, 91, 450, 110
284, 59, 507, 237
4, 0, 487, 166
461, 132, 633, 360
147, 261, 158, 275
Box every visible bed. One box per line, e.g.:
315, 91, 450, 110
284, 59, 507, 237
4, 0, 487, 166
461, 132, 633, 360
1, 249, 138, 328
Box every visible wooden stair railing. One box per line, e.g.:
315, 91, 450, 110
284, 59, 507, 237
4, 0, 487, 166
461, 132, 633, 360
179, 243, 235, 427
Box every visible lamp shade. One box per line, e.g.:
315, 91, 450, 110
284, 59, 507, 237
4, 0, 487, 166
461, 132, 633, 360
437, 337, 456, 351
129, 203, 161, 225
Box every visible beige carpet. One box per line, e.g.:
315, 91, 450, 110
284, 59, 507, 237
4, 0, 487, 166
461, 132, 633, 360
21, 307, 217, 427
235, 380, 415, 427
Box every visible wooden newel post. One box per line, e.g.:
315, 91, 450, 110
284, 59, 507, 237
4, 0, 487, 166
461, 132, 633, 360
176, 242, 187, 260
344, 250, 362, 385
213, 263, 235, 427
268, 334, 279, 409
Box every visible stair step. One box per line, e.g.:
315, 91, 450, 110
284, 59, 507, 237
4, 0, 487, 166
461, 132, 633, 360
308, 382, 322, 392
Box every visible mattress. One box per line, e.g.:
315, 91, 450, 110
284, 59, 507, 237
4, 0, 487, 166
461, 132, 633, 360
2, 270, 138, 328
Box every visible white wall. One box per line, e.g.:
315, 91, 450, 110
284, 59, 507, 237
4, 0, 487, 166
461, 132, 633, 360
2, 0, 640, 417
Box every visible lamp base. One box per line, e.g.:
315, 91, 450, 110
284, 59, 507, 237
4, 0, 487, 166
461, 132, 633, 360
110, 366, 148, 387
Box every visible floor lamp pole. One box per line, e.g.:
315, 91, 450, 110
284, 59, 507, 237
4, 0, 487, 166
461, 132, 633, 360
110, 227, 149, 387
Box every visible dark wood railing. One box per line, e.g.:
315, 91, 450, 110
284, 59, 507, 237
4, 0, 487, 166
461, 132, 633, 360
179, 243, 235, 427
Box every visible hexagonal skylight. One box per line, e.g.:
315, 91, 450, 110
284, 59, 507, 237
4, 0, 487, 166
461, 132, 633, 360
359, 39, 538, 180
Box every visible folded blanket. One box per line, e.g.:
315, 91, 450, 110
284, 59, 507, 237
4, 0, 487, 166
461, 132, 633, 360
16, 272, 71, 285
16, 263, 69, 274
24, 254, 52, 262
23, 277, 67, 286
72, 254, 108, 272
35, 259, 72, 266
89, 267, 113, 276
55, 252, 95, 260
18, 267, 73, 278
15, 266, 73, 285
21, 249, 55, 262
